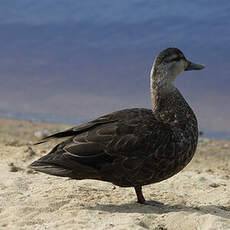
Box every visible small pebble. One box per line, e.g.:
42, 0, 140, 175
8, 163, 23, 172
24, 146, 36, 156
25, 168, 37, 174
205, 169, 214, 173
209, 183, 220, 188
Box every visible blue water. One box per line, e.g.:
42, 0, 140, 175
0, 1, 230, 139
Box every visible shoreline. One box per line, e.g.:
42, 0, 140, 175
0, 116, 230, 141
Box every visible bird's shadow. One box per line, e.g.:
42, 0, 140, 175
86, 200, 230, 220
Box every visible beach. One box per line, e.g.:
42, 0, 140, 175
0, 118, 230, 230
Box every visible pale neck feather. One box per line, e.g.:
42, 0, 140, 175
150, 64, 177, 109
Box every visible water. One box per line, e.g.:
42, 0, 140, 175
0, 1, 230, 139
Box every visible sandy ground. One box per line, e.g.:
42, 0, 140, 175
0, 118, 230, 230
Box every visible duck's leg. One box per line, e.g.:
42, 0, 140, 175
134, 186, 145, 204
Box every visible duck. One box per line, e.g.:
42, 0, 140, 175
30, 48, 205, 204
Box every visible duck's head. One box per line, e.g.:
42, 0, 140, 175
151, 48, 205, 87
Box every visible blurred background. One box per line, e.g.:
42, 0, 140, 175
0, 0, 229, 139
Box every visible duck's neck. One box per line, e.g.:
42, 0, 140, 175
150, 70, 197, 129
150, 71, 176, 111
150, 65, 198, 146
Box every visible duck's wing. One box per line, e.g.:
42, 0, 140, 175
30, 108, 172, 180
34, 115, 118, 145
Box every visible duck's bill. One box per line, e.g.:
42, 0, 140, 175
185, 61, 205, 71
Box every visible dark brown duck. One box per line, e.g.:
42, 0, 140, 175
30, 48, 205, 204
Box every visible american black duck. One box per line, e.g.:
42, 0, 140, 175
30, 48, 205, 204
